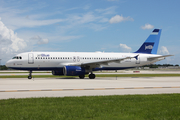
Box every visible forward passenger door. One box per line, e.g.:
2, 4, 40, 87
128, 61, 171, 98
28, 53, 34, 64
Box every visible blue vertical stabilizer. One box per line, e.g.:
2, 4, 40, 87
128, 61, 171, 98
135, 29, 161, 54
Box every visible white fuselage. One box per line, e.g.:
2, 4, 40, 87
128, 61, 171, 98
6, 52, 162, 71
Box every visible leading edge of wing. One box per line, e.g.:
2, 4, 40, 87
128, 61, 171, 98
68, 55, 139, 67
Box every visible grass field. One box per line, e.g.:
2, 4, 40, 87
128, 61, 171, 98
0, 94, 180, 120
0, 74, 180, 78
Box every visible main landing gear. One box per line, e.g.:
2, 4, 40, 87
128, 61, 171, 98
89, 72, 96, 79
28, 70, 32, 79
79, 75, 85, 79
78, 73, 96, 79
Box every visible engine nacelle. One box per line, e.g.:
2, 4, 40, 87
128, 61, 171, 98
63, 66, 86, 76
52, 70, 64, 75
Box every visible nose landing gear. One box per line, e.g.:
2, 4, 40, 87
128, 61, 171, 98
28, 71, 32, 79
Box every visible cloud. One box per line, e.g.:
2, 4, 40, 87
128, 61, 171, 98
95, 6, 117, 15
109, 15, 134, 24
99, 18, 109, 23
79, 12, 97, 24
6, 17, 64, 30
0, 18, 27, 64
83, 5, 90, 10
30, 35, 49, 45
89, 23, 107, 31
119, 44, 132, 52
159, 46, 170, 55
65, 7, 79, 12
67, 12, 97, 26
141, 24, 154, 30
0, 6, 65, 30
158, 46, 172, 64
58, 35, 83, 41
0, 18, 27, 54
64, 12, 108, 31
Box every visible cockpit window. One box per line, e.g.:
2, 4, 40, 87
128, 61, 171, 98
12, 56, 22, 59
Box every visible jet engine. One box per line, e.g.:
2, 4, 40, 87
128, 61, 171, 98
52, 70, 64, 75
63, 66, 86, 76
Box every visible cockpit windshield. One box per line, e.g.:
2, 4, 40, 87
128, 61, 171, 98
12, 56, 22, 59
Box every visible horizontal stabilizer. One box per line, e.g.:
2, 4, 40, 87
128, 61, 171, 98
147, 55, 173, 61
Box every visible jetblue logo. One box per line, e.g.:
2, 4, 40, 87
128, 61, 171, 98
145, 45, 153, 50
37, 54, 50, 57
135, 42, 154, 54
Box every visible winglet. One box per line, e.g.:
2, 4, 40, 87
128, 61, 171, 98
135, 29, 162, 54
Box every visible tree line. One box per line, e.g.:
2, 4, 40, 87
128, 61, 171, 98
143, 64, 179, 68
0, 65, 9, 70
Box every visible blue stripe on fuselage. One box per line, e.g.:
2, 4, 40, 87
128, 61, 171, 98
8, 67, 134, 71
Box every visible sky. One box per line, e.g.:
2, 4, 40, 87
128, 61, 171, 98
0, 0, 180, 65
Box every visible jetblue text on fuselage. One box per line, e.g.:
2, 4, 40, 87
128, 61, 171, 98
37, 54, 50, 57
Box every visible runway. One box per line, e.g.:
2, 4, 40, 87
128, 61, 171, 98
0, 77, 180, 99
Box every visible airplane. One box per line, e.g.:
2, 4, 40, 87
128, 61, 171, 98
6, 29, 172, 79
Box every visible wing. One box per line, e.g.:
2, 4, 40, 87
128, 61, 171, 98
68, 55, 139, 68
147, 55, 173, 61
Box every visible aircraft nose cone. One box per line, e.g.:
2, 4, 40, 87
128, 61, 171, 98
6, 60, 11, 68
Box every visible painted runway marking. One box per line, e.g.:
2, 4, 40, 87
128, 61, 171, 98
0, 86, 180, 92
